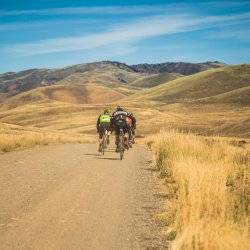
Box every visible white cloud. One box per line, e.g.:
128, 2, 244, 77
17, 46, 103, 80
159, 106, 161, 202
207, 29, 250, 40
4, 12, 250, 56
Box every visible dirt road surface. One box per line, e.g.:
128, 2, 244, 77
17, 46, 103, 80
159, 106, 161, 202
0, 143, 168, 250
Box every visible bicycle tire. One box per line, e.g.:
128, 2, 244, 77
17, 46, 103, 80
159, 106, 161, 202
118, 134, 125, 160
120, 150, 124, 160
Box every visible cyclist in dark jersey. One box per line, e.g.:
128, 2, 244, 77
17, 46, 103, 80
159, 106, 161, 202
126, 112, 136, 145
111, 106, 130, 151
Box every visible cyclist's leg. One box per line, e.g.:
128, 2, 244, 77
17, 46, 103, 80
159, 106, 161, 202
103, 125, 110, 148
98, 125, 104, 152
123, 126, 129, 149
106, 123, 111, 145
115, 127, 120, 152
128, 125, 133, 143
109, 125, 113, 145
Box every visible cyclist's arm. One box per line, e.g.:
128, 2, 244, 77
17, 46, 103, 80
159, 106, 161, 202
96, 115, 101, 131
131, 116, 136, 129
110, 116, 114, 131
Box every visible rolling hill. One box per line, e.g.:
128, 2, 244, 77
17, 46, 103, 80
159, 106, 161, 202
0, 62, 249, 139
123, 64, 250, 138
128, 64, 250, 105
0, 60, 225, 101
197, 85, 250, 105
1, 84, 126, 110
0, 61, 144, 100
129, 72, 183, 88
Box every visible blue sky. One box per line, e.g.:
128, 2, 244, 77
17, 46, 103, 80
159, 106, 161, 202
0, 0, 250, 73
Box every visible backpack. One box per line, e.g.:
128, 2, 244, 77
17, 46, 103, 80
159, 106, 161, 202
100, 114, 111, 124
114, 114, 127, 127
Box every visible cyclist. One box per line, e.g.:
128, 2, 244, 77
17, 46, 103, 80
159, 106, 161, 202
96, 109, 111, 152
127, 112, 136, 145
111, 106, 130, 151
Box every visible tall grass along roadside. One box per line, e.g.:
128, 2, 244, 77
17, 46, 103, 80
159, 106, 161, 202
0, 123, 94, 153
148, 130, 249, 250
0, 133, 68, 153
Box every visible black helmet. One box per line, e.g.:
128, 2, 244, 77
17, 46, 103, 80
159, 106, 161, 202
116, 106, 124, 111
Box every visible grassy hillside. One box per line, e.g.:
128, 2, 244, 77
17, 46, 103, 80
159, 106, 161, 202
0, 61, 145, 99
196, 86, 250, 105
55, 66, 144, 87
0, 63, 249, 154
1, 84, 127, 109
122, 64, 250, 138
129, 65, 250, 104
0, 60, 225, 100
0, 122, 93, 153
130, 72, 182, 88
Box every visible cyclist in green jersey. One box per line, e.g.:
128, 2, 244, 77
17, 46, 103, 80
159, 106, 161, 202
96, 109, 111, 151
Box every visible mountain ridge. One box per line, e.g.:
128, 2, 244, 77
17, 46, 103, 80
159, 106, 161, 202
0, 60, 225, 99
130, 61, 225, 74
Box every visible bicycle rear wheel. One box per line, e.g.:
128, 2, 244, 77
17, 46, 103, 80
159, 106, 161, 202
102, 132, 107, 155
119, 147, 124, 160
102, 139, 105, 155
118, 134, 124, 160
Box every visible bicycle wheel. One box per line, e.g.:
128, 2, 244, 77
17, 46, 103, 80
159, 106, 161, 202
119, 134, 124, 160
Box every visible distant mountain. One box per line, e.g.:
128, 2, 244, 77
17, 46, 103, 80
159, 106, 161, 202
0, 60, 225, 100
130, 61, 225, 75
0, 61, 141, 99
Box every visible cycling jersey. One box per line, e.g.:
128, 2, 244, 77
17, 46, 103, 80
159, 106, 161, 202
99, 114, 111, 124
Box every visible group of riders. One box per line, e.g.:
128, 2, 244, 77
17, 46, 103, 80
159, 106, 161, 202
96, 106, 137, 152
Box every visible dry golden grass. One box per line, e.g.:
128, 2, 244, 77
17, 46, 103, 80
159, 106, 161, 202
148, 130, 249, 249
128, 64, 250, 104
0, 122, 95, 153
2, 83, 127, 108
1, 64, 249, 140
129, 72, 182, 88
0, 133, 57, 152
124, 102, 250, 138
1, 98, 249, 140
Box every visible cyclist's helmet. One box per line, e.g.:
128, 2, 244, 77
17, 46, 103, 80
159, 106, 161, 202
116, 106, 124, 111
103, 109, 109, 114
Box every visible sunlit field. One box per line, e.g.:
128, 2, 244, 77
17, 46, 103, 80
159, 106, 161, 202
0, 122, 94, 153
148, 130, 249, 249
